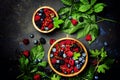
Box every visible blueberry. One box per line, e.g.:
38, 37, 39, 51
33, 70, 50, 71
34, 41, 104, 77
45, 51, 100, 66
82, 53, 86, 57
44, 27, 49, 31
76, 64, 81, 69
39, 9, 43, 13
79, 17, 84, 22
40, 18, 43, 21
38, 13, 42, 16
63, 53, 67, 58
52, 48, 56, 52
40, 37, 46, 44
33, 39, 38, 45
79, 57, 83, 61
50, 54, 54, 58
81, 59, 85, 63
75, 60, 79, 65
56, 60, 60, 63
29, 34, 34, 38
103, 41, 108, 47
94, 75, 99, 80
68, 16, 72, 20
67, 64, 71, 68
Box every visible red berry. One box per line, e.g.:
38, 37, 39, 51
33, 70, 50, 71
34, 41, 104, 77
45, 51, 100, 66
34, 15, 40, 21
23, 50, 30, 57
33, 74, 40, 80
51, 58, 56, 64
69, 59, 74, 66
74, 67, 79, 72
49, 39, 56, 45
22, 38, 29, 45
71, 19, 78, 26
85, 34, 92, 41
48, 23, 53, 29
66, 51, 73, 57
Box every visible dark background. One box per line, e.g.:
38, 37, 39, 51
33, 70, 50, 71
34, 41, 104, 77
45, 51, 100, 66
0, 0, 120, 80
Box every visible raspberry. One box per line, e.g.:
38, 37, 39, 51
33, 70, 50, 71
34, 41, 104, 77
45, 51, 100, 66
85, 34, 92, 41
51, 58, 56, 64
48, 23, 53, 29
74, 66, 79, 72
69, 59, 74, 66
49, 39, 56, 45
66, 51, 73, 57
22, 38, 29, 45
34, 15, 40, 21
23, 50, 29, 57
33, 74, 40, 80
71, 19, 78, 26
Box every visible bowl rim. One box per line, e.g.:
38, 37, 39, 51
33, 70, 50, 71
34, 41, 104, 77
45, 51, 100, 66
32, 6, 58, 33
48, 37, 88, 77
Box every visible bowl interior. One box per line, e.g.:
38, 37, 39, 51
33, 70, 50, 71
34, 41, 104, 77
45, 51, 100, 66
48, 38, 88, 77
32, 6, 58, 33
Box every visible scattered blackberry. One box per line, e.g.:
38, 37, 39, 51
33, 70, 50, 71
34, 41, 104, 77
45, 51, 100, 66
44, 69, 52, 75
40, 37, 46, 44
79, 17, 84, 22
38, 66, 44, 71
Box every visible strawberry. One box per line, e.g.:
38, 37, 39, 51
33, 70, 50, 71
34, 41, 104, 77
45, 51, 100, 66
23, 50, 30, 57
34, 15, 40, 21
22, 38, 29, 45
33, 74, 41, 80
85, 34, 92, 41
71, 19, 78, 26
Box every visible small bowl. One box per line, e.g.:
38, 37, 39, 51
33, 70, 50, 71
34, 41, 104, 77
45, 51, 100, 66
48, 38, 88, 77
32, 6, 58, 33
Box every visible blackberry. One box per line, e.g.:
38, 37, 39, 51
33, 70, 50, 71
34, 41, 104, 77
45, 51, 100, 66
72, 44, 78, 48
35, 21, 42, 28
44, 69, 52, 75
33, 39, 38, 45
53, 63, 60, 71
79, 17, 84, 22
29, 34, 34, 38
59, 51, 64, 57
38, 66, 44, 71
60, 60, 65, 65
40, 37, 46, 44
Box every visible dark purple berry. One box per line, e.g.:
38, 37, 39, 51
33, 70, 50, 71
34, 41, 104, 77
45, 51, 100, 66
29, 34, 34, 38
79, 17, 84, 22
40, 37, 46, 44
33, 39, 38, 45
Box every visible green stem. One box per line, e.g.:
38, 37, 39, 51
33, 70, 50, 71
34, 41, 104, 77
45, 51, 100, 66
96, 16, 120, 24
16, 73, 25, 79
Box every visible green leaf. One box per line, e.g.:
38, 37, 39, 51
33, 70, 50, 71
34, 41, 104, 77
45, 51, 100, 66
30, 67, 37, 73
36, 71, 47, 77
94, 3, 106, 13
30, 44, 44, 61
53, 17, 64, 28
73, 52, 81, 60
61, 0, 73, 6
25, 58, 29, 66
79, 4, 91, 12
97, 64, 109, 73
77, 23, 90, 38
90, 0, 97, 5
86, 8, 94, 14
58, 7, 70, 15
80, 0, 89, 4
51, 74, 61, 80
100, 48, 107, 59
37, 61, 47, 68
90, 49, 100, 57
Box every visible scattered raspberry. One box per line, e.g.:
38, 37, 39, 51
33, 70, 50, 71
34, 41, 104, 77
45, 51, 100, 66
71, 19, 78, 26
23, 50, 30, 57
22, 38, 29, 45
33, 74, 41, 80
85, 34, 92, 41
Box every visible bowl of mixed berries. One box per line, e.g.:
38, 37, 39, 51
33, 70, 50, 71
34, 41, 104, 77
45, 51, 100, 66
32, 6, 58, 33
48, 38, 88, 77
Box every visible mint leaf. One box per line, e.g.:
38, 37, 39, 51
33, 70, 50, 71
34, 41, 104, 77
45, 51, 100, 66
80, 0, 89, 4
25, 58, 29, 66
37, 61, 47, 68
53, 17, 64, 28
73, 52, 81, 60
90, 49, 100, 57
61, 0, 73, 6
97, 64, 109, 73
100, 47, 107, 59
79, 4, 91, 12
30, 44, 44, 61
94, 3, 106, 13
58, 7, 70, 15
90, 0, 97, 5
30, 67, 37, 73
51, 74, 61, 80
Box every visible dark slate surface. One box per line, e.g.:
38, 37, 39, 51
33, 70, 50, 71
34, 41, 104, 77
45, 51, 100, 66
0, 0, 120, 79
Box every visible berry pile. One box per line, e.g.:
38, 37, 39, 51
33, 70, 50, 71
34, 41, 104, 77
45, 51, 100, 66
50, 39, 87, 75
34, 7, 56, 31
